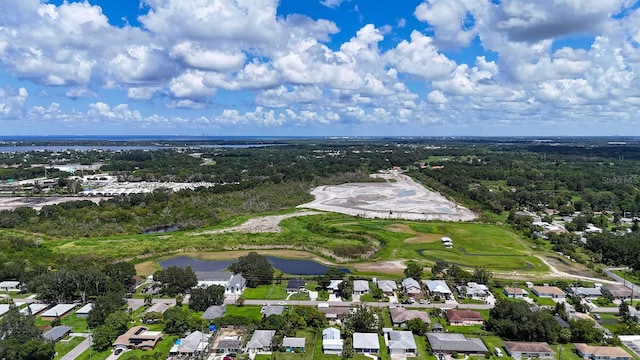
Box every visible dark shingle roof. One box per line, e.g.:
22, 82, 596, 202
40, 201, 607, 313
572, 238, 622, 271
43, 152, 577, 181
43, 326, 72, 342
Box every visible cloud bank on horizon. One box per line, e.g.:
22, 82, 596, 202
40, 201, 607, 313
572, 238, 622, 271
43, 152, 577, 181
0, 0, 639, 136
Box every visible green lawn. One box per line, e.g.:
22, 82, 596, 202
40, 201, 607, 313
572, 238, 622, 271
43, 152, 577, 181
75, 347, 112, 360
596, 312, 624, 333
613, 270, 640, 287
272, 329, 318, 360
119, 335, 178, 360
243, 283, 289, 300
226, 305, 263, 321
530, 294, 557, 306
360, 293, 388, 303
54, 336, 85, 360
61, 316, 89, 332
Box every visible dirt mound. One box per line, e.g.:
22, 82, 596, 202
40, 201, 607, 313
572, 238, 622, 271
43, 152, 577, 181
403, 234, 443, 244
385, 224, 417, 234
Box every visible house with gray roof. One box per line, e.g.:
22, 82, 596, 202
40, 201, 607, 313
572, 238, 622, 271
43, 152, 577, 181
353, 280, 370, 295
43, 325, 72, 342
195, 271, 247, 295
176, 331, 209, 355
457, 282, 489, 299
261, 305, 284, 317
389, 307, 430, 327
322, 327, 343, 355
387, 330, 417, 356
20, 303, 50, 316
201, 305, 226, 320
215, 338, 241, 354
353, 333, 380, 354
247, 330, 276, 353
426, 333, 488, 356
504, 342, 555, 359
376, 280, 397, 294
569, 287, 602, 299
283, 337, 306, 352
602, 284, 633, 300
75, 303, 93, 318
145, 302, 170, 315
402, 278, 422, 297
40, 304, 78, 321
287, 279, 306, 293
425, 280, 452, 299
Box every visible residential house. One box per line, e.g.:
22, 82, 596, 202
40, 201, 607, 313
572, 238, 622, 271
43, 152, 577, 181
353, 333, 380, 354
602, 284, 633, 300
113, 326, 164, 351
376, 280, 397, 295
445, 309, 484, 326
201, 305, 226, 320
0, 281, 20, 292
261, 305, 284, 317
389, 307, 431, 327
532, 286, 566, 299
214, 337, 241, 354
426, 333, 488, 356
144, 303, 170, 323
322, 327, 343, 355
40, 304, 78, 321
457, 282, 489, 299
75, 303, 93, 318
386, 330, 417, 356
20, 303, 50, 316
246, 330, 276, 353
170, 331, 210, 356
402, 278, 422, 297
283, 337, 306, 352
43, 326, 72, 342
319, 307, 351, 325
425, 280, 452, 299
0, 304, 10, 317
569, 287, 602, 299
504, 287, 529, 299
504, 342, 555, 359
194, 271, 247, 296
287, 279, 307, 293
574, 343, 632, 360
353, 280, 370, 295
327, 280, 343, 293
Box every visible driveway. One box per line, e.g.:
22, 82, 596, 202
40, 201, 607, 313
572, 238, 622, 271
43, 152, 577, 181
59, 337, 91, 360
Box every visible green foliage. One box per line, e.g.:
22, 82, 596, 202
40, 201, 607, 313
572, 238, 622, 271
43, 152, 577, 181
153, 265, 197, 296
188, 285, 225, 311
344, 304, 376, 334
404, 260, 423, 281
406, 318, 429, 335
569, 319, 603, 343
486, 299, 561, 343
163, 306, 205, 335
105, 262, 136, 290
0, 306, 55, 360
87, 290, 126, 329
229, 252, 274, 288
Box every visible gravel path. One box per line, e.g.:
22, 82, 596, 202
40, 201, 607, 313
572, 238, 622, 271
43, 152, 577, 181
194, 210, 322, 235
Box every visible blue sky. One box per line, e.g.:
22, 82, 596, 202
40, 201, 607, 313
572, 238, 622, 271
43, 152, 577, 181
1, 0, 640, 136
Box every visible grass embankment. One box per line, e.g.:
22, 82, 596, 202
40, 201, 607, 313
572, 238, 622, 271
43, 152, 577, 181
49, 211, 548, 276
53, 337, 85, 360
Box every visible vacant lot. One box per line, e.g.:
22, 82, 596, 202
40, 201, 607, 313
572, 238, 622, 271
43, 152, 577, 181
298, 172, 476, 221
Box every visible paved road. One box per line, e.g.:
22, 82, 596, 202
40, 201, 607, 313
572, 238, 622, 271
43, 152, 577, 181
604, 268, 640, 296
59, 336, 91, 360
240, 299, 493, 310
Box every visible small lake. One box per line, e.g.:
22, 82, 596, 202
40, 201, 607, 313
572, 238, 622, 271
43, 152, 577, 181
159, 256, 350, 276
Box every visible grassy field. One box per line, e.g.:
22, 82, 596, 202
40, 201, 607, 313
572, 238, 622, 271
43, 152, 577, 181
45, 210, 550, 276
243, 283, 290, 300
614, 270, 640, 287
53, 336, 85, 360
226, 305, 263, 321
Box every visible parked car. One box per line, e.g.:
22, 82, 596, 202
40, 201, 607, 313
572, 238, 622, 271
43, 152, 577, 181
114, 349, 123, 356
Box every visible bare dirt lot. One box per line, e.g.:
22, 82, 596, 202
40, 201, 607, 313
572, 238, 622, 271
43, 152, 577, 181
0, 196, 104, 211
193, 210, 322, 235
297, 172, 476, 221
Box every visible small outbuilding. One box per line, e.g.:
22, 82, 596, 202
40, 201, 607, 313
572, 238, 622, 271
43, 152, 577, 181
43, 326, 72, 342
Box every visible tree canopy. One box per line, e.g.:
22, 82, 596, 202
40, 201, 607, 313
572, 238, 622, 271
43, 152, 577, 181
228, 252, 274, 287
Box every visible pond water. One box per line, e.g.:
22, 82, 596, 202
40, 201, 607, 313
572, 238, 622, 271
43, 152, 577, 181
159, 255, 350, 275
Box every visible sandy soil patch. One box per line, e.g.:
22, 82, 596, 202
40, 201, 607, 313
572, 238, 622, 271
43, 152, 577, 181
135, 261, 161, 276
298, 172, 476, 221
193, 210, 322, 235
385, 224, 417, 234
160, 249, 338, 265
403, 234, 443, 244
0, 196, 105, 211
352, 260, 407, 275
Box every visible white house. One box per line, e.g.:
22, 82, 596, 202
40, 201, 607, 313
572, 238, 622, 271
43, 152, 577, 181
0, 281, 20, 292
425, 280, 452, 299
246, 330, 276, 353
194, 271, 246, 296
322, 327, 343, 355
387, 330, 417, 356
353, 280, 370, 295
353, 333, 380, 354
402, 278, 422, 297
